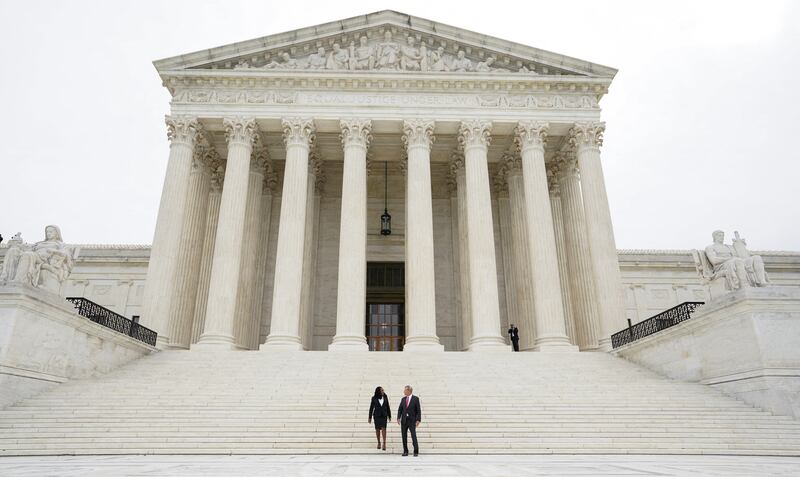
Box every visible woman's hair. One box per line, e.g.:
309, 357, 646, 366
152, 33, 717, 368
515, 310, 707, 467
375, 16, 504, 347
374, 386, 384, 398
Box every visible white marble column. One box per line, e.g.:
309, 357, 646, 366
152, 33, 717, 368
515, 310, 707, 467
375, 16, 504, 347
570, 121, 626, 350
556, 153, 600, 350
505, 159, 537, 350
496, 181, 520, 341
233, 145, 268, 349
196, 117, 258, 349
141, 116, 200, 347
191, 162, 223, 344
300, 154, 323, 350
401, 119, 443, 351
246, 169, 277, 350
452, 155, 473, 351
515, 121, 575, 351
263, 118, 315, 350
166, 145, 213, 349
546, 163, 577, 346
330, 120, 371, 350
458, 120, 507, 350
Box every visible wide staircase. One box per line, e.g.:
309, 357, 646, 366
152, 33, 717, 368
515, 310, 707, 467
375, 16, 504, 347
2, 350, 800, 455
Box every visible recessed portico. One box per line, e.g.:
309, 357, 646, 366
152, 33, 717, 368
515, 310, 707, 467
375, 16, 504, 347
140, 10, 626, 352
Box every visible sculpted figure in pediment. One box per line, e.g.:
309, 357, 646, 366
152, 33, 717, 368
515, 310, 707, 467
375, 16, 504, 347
429, 46, 449, 72
326, 43, 349, 70
307, 47, 327, 69
349, 36, 375, 71
400, 36, 422, 71
451, 50, 473, 72
264, 52, 297, 69
376, 31, 401, 70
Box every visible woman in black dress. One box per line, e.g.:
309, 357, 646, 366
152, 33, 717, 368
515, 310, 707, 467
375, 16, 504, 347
368, 386, 391, 450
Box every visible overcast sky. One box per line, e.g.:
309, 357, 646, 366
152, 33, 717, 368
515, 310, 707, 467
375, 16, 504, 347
1, 0, 797, 251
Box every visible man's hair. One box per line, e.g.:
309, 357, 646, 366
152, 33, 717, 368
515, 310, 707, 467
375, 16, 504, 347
404, 385, 413, 393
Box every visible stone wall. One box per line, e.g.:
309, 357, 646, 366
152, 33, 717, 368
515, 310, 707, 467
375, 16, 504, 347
0, 283, 156, 408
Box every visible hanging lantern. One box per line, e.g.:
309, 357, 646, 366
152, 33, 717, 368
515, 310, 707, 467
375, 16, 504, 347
380, 161, 392, 236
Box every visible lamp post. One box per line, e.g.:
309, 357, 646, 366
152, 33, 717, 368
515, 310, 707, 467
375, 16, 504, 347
380, 161, 392, 236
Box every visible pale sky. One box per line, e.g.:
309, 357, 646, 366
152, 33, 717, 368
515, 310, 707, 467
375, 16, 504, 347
1, 0, 798, 251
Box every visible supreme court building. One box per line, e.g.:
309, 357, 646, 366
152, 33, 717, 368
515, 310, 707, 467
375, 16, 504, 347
142, 10, 626, 353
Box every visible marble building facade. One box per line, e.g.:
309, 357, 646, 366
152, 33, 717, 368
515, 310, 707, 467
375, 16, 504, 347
18, 11, 798, 353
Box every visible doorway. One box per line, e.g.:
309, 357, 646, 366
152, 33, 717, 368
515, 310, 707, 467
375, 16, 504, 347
366, 262, 405, 351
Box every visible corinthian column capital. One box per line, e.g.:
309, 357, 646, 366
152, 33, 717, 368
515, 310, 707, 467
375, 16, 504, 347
458, 120, 492, 150
555, 150, 580, 181
223, 117, 258, 147
546, 161, 561, 196
569, 121, 605, 149
340, 119, 372, 150
251, 145, 270, 174
281, 118, 316, 148
514, 121, 549, 153
402, 119, 436, 150
165, 115, 201, 146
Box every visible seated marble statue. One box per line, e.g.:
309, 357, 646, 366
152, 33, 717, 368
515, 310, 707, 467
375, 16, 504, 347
0, 225, 79, 294
693, 230, 769, 297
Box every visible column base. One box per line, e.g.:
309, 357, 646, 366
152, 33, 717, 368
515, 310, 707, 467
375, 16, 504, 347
154, 335, 172, 350
468, 335, 510, 351
192, 333, 238, 350
597, 337, 613, 352
328, 335, 369, 351
164, 342, 190, 351
403, 336, 444, 352
532, 334, 579, 352
261, 334, 304, 350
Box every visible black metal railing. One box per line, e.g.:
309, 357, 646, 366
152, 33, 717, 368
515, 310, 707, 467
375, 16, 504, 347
611, 301, 704, 349
66, 297, 157, 347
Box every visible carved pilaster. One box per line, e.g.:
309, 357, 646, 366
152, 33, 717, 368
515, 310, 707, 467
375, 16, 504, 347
281, 117, 316, 148
514, 120, 549, 153
223, 117, 258, 147
458, 120, 492, 151
340, 118, 372, 150
402, 119, 436, 150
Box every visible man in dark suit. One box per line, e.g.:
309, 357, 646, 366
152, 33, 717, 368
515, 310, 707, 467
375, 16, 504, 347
397, 384, 421, 456
508, 324, 520, 352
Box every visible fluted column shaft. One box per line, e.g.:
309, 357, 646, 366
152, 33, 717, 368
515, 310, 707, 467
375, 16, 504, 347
166, 150, 212, 349
330, 120, 371, 350
141, 116, 199, 347
547, 169, 577, 346
247, 176, 275, 350
196, 118, 257, 348
263, 118, 315, 349
515, 121, 574, 351
233, 152, 266, 349
496, 192, 520, 336
571, 122, 626, 350
458, 121, 507, 350
506, 168, 537, 350
402, 120, 443, 350
455, 164, 473, 351
191, 169, 223, 344
300, 159, 321, 350
558, 157, 600, 350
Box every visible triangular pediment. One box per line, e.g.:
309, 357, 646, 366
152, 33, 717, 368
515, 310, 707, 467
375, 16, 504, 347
154, 10, 616, 78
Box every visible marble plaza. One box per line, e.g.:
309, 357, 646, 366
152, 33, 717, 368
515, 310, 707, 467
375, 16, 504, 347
1, 10, 799, 459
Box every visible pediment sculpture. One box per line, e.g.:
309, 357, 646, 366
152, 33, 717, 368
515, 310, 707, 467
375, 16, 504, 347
692, 230, 770, 299
231, 31, 529, 74
0, 225, 80, 295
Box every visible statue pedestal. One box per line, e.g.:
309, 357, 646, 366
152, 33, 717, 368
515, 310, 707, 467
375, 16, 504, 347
614, 286, 800, 419
0, 283, 155, 408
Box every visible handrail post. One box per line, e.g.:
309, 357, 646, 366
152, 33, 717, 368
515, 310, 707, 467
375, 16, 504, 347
627, 318, 634, 344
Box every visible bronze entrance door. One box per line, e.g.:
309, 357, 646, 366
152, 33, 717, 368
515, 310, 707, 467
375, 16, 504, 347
366, 262, 405, 351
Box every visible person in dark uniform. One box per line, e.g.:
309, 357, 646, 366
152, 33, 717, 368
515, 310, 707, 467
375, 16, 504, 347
508, 324, 520, 351
397, 384, 422, 456
368, 386, 391, 450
